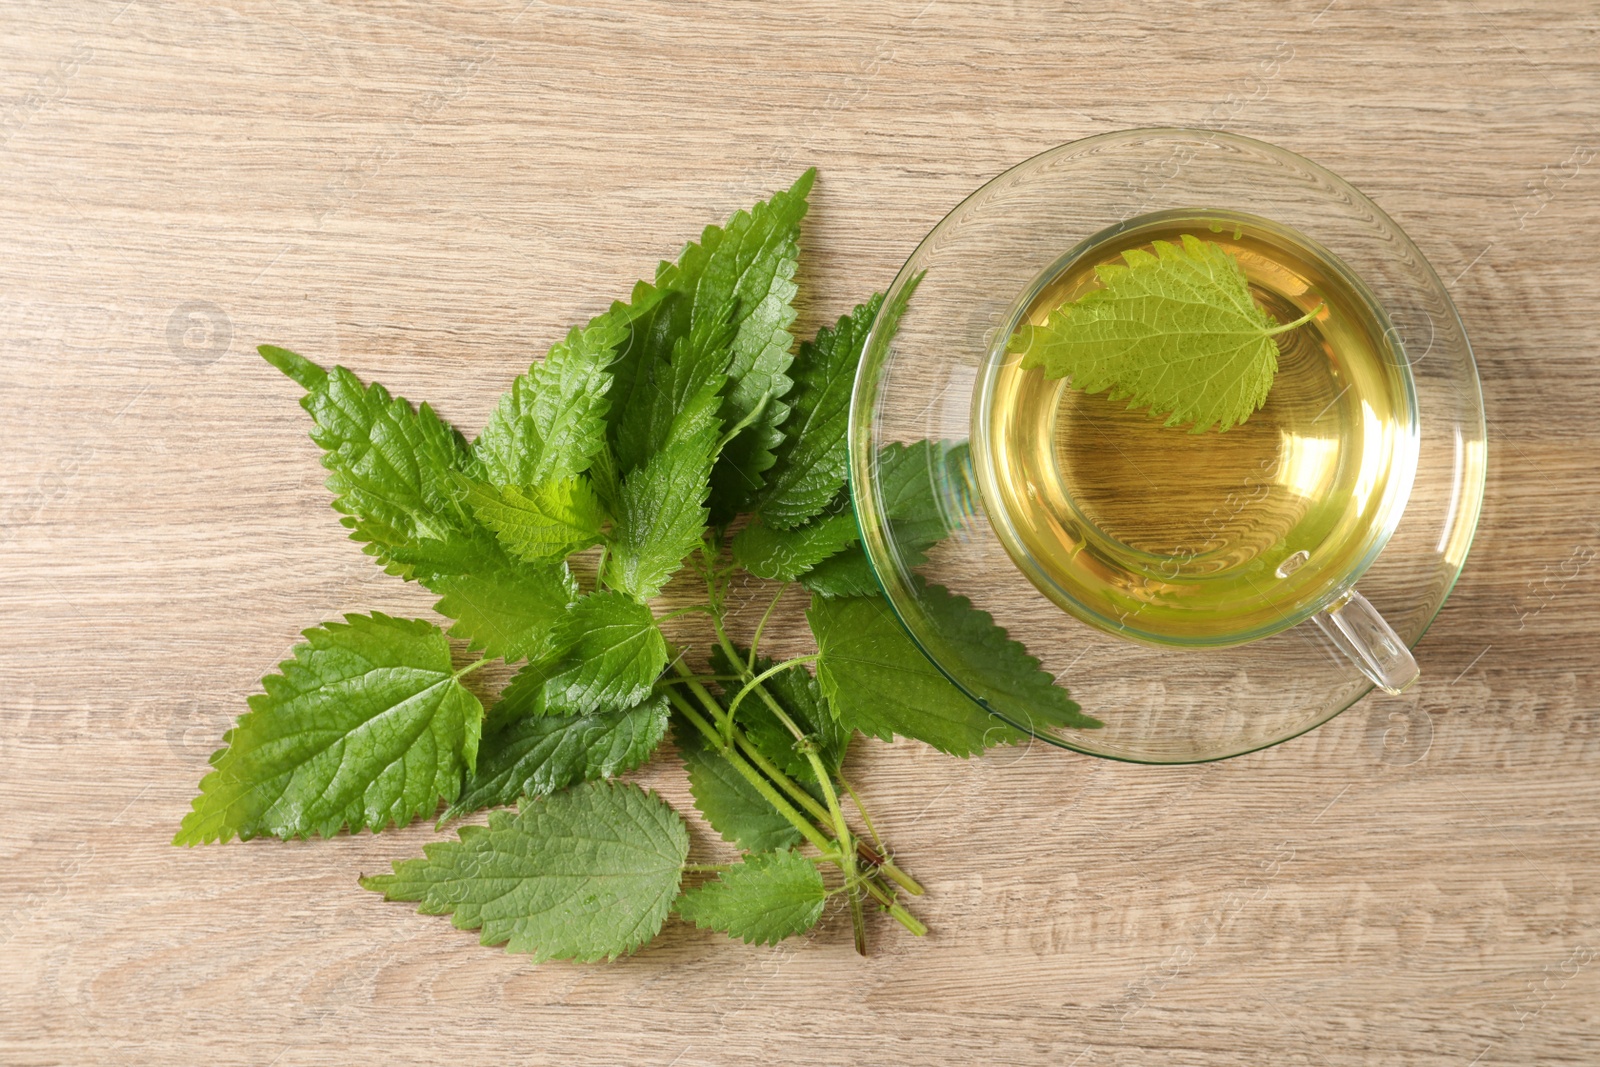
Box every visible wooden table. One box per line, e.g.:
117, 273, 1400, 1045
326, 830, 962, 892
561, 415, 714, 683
3, 2, 1597, 1064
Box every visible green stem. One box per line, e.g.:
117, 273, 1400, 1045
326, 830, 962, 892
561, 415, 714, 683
725, 654, 819, 723
452, 656, 493, 680
841, 776, 885, 853
838, 778, 922, 894
668, 648, 832, 829
655, 604, 716, 624
664, 671, 912, 919
700, 630, 830, 824
747, 586, 787, 670
866, 851, 924, 897
656, 674, 744, 687
862, 877, 929, 937
719, 622, 928, 900
727, 656, 866, 953
687, 669, 738, 740
1264, 301, 1325, 336
733, 733, 833, 826
681, 585, 923, 945
804, 736, 866, 954
662, 687, 836, 855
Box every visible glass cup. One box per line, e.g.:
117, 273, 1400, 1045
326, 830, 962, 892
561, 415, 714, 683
849, 129, 1487, 763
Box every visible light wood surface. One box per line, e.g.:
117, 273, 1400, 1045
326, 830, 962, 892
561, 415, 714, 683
4, 2, 1598, 1064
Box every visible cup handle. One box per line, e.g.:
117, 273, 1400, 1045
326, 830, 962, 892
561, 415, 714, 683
1312, 589, 1419, 695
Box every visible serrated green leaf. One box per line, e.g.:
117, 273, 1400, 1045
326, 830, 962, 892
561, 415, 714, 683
461, 475, 606, 565
758, 294, 880, 529
175, 612, 482, 844
676, 849, 826, 945
383, 521, 581, 666
809, 584, 1101, 756
905, 581, 1102, 733
260, 346, 576, 657
609, 290, 729, 479
474, 313, 630, 485
797, 546, 880, 598
870, 439, 973, 558
362, 780, 688, 963
709, 644, 848, 786
798, 440, 971, 599
260, 346, 477, 578
1008, 234, 1320, 432
428, 560, 578, 664
732, 506, 858, 583
587, 434, 623, 516
443, 694, 669, 820
484, 655, 555, 729
382, 523, 506, 584
662, 170, 813, 519
541, 591, 668, 716
604, 425, 719, 600
675, 716, 801, 853
808, 593, 1023, 757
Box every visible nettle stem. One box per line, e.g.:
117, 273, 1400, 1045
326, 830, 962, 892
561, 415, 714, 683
662, 553, 927, 948
664, 625, 927, 945
662, 683, 836, 856
1264, 301, 1326, 336
452, 656, 493, 681
725, 654, 819, 723
705, 625, 925, 943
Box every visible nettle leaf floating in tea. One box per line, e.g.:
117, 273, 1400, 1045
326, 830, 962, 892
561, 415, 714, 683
1007, 233, 1323, 432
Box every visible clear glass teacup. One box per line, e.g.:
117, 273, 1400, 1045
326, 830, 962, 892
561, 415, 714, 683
850, 129, 1486, 763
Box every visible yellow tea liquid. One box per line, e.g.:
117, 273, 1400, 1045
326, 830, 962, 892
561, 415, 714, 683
973, 210, 1418, 647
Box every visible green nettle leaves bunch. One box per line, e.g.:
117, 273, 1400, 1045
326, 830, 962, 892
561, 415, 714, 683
175, 170, 1091, 959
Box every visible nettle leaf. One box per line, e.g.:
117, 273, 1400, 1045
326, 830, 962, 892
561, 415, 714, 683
809, 594, 1023, 757
809, 584, 1101, 756
261, 344, 580, 657
260, 346, 476, 578
676, 849, 826, 946
710, 644, 847, 786
732, 505, 858, 583
869, 439, 973, 558
675, 716, 801, 853
659, 170, 813, 518
175, 613, 482, 844
541, 591, 668, 716
1008, 234, 1320, 432
797, 545, 880, 598
604, 426, 719, 600
908, 581, 1102, 733
610, 290, 729, 480
461, 475, 605, 565
428, 559, 578, 665
401, 528, 578, 663
758, 294, 881, 529
474, 312, 630, 485
443, 694, 669, 820
362, 780, 688, 963
799, 440, 971, 599
598, 293, 726, 601
484, 655, 556, 729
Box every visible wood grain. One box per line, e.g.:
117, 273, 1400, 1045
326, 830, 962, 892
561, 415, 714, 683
3, 1, 1598, 1064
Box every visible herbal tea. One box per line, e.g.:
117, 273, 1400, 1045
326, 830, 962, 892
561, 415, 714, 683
974, 210, 1419, 647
